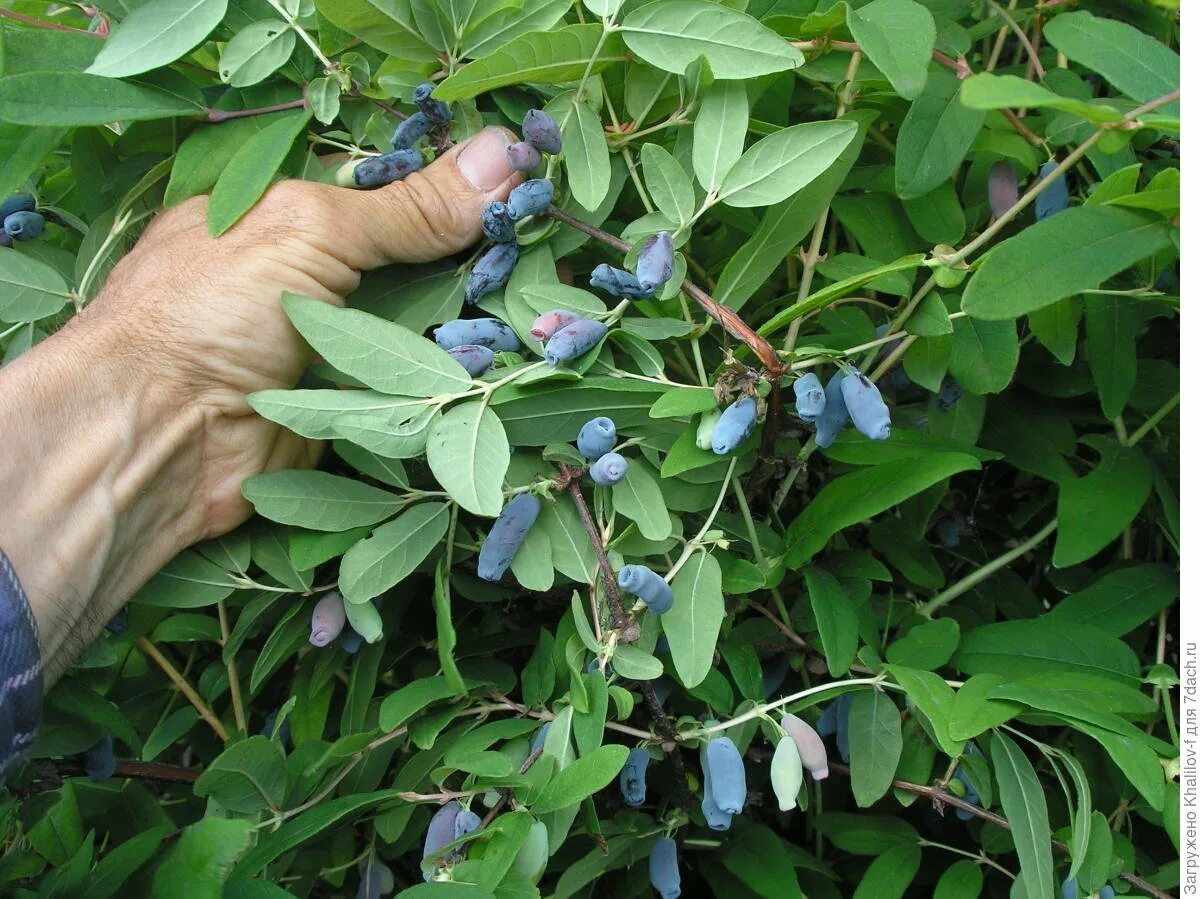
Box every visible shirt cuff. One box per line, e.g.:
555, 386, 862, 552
0, 548, 43, 784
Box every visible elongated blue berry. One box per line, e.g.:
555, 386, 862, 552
83, 733, 116, 782
1061, 879, 1079, 899
1034, 161, 1069, 220
506, 178, 553, 219
841, 368, 891, 441
620, 746, 651, 807
770, 735, 804, 811
762, 653, 789, 697
434, 318, 520, 352
353, 148, 423, 188
482, 200, 516, 243
105, 609, 128, 635
699, 738, 733, 830
780, 713, 829, 780
506, 141, 541, 172
0, 194, 35, 220
590, 452, 627, 485
477, 493, 540, 581
412, 82, 451, 125
310, 591, 347, 647
952, 765, 978, 820
391, 111, 433, 150
454, 808, 482, 839
617, 564, 674, 615
636, 231, 675, 290
648, 837, 682, 899
577, 416, 617, 461
711, 397, 758, 455
815, 371, 849, 448
816, 702, 837, 737
522, 109, 562, 154
590, 263, 653, 299
530, 722, 549, 757
422, 804, 461, 879
465, 241, 519, 304
705, 737, 747, 815
531, 309, 580, 341
793, 372, 826, 420
988, 161, 1020, 218
3, 211, 44, 240
1098, 887, 1115, 899
938, 377, 962, 409
544, 318, 607, 367
446, 344, 494, 377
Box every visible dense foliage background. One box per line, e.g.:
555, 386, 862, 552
0, 0, 1180, 896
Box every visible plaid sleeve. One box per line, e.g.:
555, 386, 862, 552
0, 549, 42, 785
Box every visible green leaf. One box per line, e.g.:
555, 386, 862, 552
886, 617, 959, 670
219, 20, 297, 87
425, 400, 510, 516
463, 0, 575, 57
661, 552, 724, 687
1027, 296, 1082, 365
947, 316, 1017, 394
164, 116, 276, 206
851, 843, 921, 899
562, 98, 611, 213
207, 109, 312, 236
81, 827, 172, 899
948, 674, 1022, 741
86, 0, 228, 78
959, 73, 1123, 123
151, 818, 254, 899
991, 733, 1055, 899
248, 389, 430, 440
194, 737, 287, 814
786, 454, 981, 565
611, 458, 672, 541
0, 124, 68, 200
847, 690, 903, 807
640, 143, 695, 225
722, 821, 805, 899
0, 249, 72, 322
611, 644, 665, 680
0, 72, 202, 126
847, 0, 935, 100
961, 207, 1173, 319
282, 294, 470, 397
894, 71, 985, 199
803, 567, 857, 676
339, 503, 450, 603
242, 470, 402, 531
933, 859, 983, 899
435, 25, 625, 100
1084, 295, 1140, 420
718, 120, 857, 208
1043, 11, 1179, 115
885, 665, 963, 756
1047, 563, 1178, 636
813, 813, 919, 856
1054, 438, 1153, 567
314, 0, 433, 59
952, 619, 1142, 685
531, 744, 629, 813
620, 0, 805, 79
693, 81, 749, 193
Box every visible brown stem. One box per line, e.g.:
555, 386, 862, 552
54, 758, 201, 784
828, 763, 1175, 899
546, 206, 786, 378
559, 463, 637, 640
206, 98, 307, 123
0, 8, 101, 35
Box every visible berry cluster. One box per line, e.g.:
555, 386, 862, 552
0, 194, 46, 247
795, 366, 891, 448
589, 230, 675, 299
421, 802, 482, 882
342, 82, 450, 189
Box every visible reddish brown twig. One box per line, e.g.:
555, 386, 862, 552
54, 758, 201, 783
206, 98, 307, 123
0, 8, 101, 34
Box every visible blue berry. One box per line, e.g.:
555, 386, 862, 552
446, 344, 494, 377
0, 232, 11, 248
1098, 887, 1115, 899
1034, 161, 1069, 220
340, 629, 365, 653
434, 318, 520, 352
936, 518, 960, 548
816, 702, 837, 738
531, 309, 580, 341
506, 141, 541, 172
522, 109, 562, 154
938, 376, 962, 409
355, 857, 394, 899
353, 149, 423, 188
477, 493, 540, 581
815, 371, 850, 448
3, 211, 44, 240
636, 231, 675, 291
506, 178, 553, 219
83, 733, 116, 782
589, 263, 654, 299
543, 318, 607, 367
699, 739, 733, 831
617, 564, 674, 615
530, 723, 549, 756
105, 609, 128, 635
454, 808, 482, 839
589, 452, 628, 485
422, 804, 462, 879
619, 747, 651, 807
1061, 879, 1078, 899
711, 397, 758, 455
793, 372, 826, 420
835, 694, 851, 763
648, 836, 682, 899
482, 200, 516, 243
391, 111, 433, 150
0, 194, 34, 220
412, 82, 451, 125
576, 416, 617, 462
465, 241, 519, 304
705, 737, 747, 815
840, 368, 891, 441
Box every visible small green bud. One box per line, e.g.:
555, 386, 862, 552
696, 409, 720, 450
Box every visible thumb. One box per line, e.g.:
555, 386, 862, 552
340, 126, 524, 270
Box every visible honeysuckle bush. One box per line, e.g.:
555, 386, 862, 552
0, 0, 1181, 896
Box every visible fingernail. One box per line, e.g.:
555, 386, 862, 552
458, 127, 518, 191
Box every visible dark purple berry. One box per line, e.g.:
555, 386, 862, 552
446, 344, 494, 377
477, 493, 541, 581
391, 111, 433, 150
353, 149, 423, 188
543, 318, 607, 367
465, 241, 519, 304
505, 141, 542, 172
0, 194, 35, 220
522, 109, 562, 154
636, 231, 675, 290
589, 264, 653, 299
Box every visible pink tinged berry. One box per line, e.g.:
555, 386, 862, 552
530, 309, 580, 341
506, 141, 542, 172
309, 591, 347, 647
543, 318, 607, 368
780, 713, 829, 780
988, 161, 1020, 218
769, 734, 805, 811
